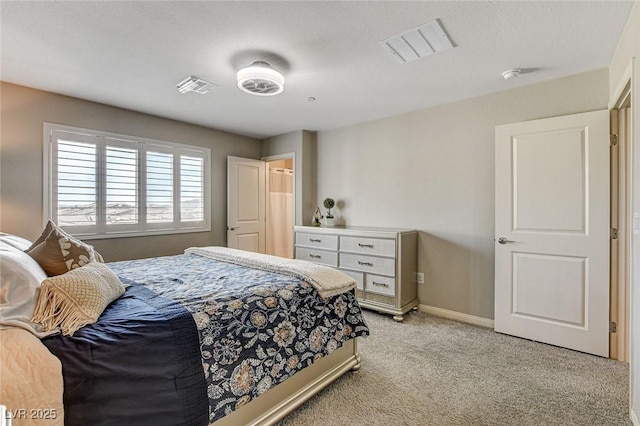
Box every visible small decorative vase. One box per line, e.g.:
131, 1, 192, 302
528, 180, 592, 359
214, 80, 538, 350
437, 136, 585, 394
323, 217, 335, 227
312, 207, 322, 226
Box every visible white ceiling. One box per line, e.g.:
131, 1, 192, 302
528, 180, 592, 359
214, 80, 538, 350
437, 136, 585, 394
1, 1, 634, 139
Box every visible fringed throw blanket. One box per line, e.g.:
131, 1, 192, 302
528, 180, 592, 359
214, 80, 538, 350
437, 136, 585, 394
185, 246, 356, 298
32, 262, 125, 336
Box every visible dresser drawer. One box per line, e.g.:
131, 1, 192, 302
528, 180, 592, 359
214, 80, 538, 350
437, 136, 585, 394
295, 247, 338, 267
339, 253, 395, 277
340, 236, 396, 257
295, 232, 338, 250
342, 270, 364, 291
365, 274, 396, 297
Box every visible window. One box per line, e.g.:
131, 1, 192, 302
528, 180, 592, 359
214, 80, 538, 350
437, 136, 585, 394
44, 123, 210, 239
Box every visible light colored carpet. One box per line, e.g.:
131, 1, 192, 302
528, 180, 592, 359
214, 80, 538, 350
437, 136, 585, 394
278, 311, 629, 426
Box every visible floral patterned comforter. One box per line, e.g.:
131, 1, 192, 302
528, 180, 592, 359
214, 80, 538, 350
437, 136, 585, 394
109, 252, 369, 423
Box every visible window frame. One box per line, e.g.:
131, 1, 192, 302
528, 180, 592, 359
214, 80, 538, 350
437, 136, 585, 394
43, 123, 211, 240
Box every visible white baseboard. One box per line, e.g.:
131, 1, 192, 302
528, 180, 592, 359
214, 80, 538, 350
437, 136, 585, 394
418, 304, 494, 328
631, 407, 639, 426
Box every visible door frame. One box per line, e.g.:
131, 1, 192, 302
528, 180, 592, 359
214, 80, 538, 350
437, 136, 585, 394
610, 81, 632, 362
608, 59, 639, 426
609, 64, 633, 362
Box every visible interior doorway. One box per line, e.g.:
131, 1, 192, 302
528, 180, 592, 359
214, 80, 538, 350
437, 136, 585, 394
264, 154, 295, 258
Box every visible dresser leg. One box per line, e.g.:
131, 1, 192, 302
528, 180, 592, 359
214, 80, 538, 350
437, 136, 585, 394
392, 315, 404, 322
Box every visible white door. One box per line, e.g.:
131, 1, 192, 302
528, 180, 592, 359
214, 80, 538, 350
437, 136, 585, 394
495, 110, 610, 357
227, 156, 265, 253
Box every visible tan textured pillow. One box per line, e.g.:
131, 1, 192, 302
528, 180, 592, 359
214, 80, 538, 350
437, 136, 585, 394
31, 262, 125, 336
26, 220, 103, 276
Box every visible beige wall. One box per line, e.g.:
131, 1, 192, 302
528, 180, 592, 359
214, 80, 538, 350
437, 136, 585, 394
316, 69, 609, 320
610, 1, 639, 100
0, 82, 261, 261
0, 69, 614, 319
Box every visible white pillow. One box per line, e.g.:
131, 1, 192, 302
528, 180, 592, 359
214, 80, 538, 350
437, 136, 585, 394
0, 246, 59, 337
0, 232, 33, 251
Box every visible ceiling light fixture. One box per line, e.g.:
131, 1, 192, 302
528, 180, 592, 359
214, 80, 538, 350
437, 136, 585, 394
237, 61, 284, 96
501, 68, 521, 80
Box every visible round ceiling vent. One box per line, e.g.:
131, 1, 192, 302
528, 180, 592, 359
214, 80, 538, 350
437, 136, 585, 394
237, 61, 284, 96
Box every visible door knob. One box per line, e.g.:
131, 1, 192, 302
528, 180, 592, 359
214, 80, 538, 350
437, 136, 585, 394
228, 226, 239, 231
497, 237, 515, 244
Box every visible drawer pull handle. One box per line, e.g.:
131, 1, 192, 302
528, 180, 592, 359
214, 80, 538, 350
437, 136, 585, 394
309, 254, 321, 259
358, 243, 374, 248
309, 238, 322, 243
372, 281, 389, 287
357, 261, 373, 266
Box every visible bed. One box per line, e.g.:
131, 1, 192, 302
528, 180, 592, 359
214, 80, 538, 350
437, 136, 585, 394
0, 230, 369, 426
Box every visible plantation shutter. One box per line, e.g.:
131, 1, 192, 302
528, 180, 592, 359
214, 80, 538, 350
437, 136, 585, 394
54, 137, 97, 228
105, 145, 138, 225
146, 151, 174, 223
45, 123, 210, 239
180, 155, 204, 222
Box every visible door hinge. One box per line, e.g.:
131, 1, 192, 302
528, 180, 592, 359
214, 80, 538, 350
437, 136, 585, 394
611, 134, 618, 146
611, 228, 618, 239
610, 321, 617, 333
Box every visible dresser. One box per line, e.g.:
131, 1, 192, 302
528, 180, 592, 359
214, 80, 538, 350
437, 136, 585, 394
294, 226, 418, 321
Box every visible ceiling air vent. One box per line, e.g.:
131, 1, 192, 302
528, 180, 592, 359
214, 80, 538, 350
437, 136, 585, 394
176, 76, 218, 94
381, 18, 454, 64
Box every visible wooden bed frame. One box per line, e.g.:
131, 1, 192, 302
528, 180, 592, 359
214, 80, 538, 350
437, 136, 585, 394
214, 338, 361, 425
